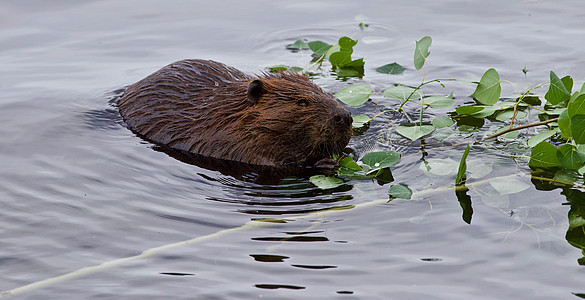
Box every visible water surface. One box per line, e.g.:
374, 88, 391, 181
1, 0, 585, 299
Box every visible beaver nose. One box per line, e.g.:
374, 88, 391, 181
332, 108, 352, 128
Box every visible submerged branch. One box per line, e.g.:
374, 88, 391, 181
2, 169, 579, 298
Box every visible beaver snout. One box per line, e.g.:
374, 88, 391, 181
332, 108, 352, 128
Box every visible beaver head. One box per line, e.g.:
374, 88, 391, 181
234, 72, 353, 167
118, 59, 352, 168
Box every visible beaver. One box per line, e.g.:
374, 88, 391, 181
118, 59, 353, 169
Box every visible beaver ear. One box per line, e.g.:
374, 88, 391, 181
247, 79, 264, 105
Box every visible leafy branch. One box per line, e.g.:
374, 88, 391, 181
280, 34, 585, 195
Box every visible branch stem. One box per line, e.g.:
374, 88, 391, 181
480, 118, 559, 142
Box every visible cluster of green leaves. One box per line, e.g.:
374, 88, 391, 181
310, 151, 413, 200
285, 37, 365, 77
334, 36, 455, 142
284, 34, 585, 203
283, 32, 585, 258
283, 31, 585, 256
528, 73, 585, 173
331, 36, 585, 185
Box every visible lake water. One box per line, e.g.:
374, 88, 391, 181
1, 0, 585, 299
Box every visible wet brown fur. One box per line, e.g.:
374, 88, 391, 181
118, 59, 352, 167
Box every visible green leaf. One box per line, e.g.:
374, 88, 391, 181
308, 41, 336, 60
471, 68, 501, 105
567, 209, 585, 250
422, 93, 455, 108
561, 75, 574, 93
335, 84, 372, 107
492, 102, 517, 110
328, 37, 362, 71
389, 184, 412, 200
495, 110, 527, 122
352, 114, 370, 128
309, 175, 344, 190
373, 167, 394, 184
527, 128, 559, 148
557, 144, 585, 170
338, 36, 357, 51
568, 94, 585, 117
267, 65, 303, 73
396, 125, 435, 141
581, 81, 585, 94
288, 67, 303, 73
376, 62, 406, 75
267, 65, 289, 72
577, 144, 585, 155
419, 158, 459, 176
456, 144, 471, 185
558, 109, 572, 138
343, 58, 365, 68
308, 41, 331, 53
529, 141, 562, 168
383, 85, 423, 100
336, 67, 364, 78
329, 51, 352, 68
461, 102, 513, 118
575, 144, 585, 154
521, 95, 541, 106
467, 160, 493, 179
287, 40, 310, 50
545, 107, 566, 116
432, 116, 454, 128
553, 169, 578, 186
361, 151, 401, 170
570, 115, 585, 144
568, 210, 585, 229
545, 71, 571, 105
414, 36, 432, 70
500, 129, 519, 139
470, 106, 497, 118
432, 127, 455, 141
339, 156, 362, 171
456, 105, 484, 115
571, 91, 582, 102
489, 177, 530, 195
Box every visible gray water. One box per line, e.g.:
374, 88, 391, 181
1, 0, 585, 299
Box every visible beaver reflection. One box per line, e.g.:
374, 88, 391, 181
153, 145, 351, 184
118, 59, 352, 176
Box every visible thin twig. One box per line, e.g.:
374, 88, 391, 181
480, 118, 558, 142
509, 104, 518, 128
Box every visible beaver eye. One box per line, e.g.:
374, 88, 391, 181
297, 99, 309, 107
